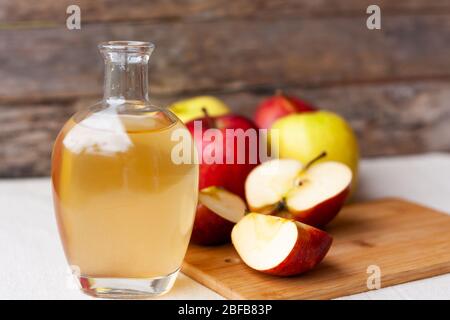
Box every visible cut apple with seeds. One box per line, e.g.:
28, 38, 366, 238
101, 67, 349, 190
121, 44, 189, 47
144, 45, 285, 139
191, 186, 247, 246
232, 213, 332, 276
245, 154, 352, 227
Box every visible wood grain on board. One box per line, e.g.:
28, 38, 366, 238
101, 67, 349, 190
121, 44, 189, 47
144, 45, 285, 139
182, 198, 450, 299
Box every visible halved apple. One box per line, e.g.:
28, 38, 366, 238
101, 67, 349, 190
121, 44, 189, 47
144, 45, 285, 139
232, 213, 332, 276
191, 186, 247, 246
245, 156, 352, 227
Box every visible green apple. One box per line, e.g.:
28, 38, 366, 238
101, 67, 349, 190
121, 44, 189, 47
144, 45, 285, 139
270, 111, 359, 190
169, 96, 230, 123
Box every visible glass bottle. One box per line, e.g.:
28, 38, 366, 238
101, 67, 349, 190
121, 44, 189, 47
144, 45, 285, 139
51, 41, 199, 298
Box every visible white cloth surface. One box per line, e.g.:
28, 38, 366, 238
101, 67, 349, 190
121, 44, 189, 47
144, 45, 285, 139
0, 153, 449, 300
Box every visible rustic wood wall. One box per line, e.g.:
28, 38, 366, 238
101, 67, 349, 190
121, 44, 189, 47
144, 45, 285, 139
1, 0, 450, 177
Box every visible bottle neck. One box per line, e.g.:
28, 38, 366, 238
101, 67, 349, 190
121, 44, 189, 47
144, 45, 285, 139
103, 52, 150, 102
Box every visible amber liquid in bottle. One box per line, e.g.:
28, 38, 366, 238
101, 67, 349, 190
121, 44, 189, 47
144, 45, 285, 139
51, 42, 198, 298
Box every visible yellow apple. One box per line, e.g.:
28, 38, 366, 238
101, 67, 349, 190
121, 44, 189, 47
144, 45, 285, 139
270, 111, 359, 191
168, 96, 230, 123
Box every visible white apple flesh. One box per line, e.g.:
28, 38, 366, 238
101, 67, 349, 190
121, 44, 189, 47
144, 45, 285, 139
191, 186, 247, 246
232, 213, 332, 276
245, 158, 352, 227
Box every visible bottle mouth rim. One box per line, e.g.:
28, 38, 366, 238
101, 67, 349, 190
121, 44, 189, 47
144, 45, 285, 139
98, 41, 155, 53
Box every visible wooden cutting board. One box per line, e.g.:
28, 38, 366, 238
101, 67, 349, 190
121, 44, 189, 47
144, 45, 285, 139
182, 198, 450, 299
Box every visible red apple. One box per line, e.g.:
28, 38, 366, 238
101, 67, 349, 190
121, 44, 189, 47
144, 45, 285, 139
254, 91, 315, 129
245, 153, 352, 227
186, 112, 259, 199
232, 213, 332, 276
191, 186, 247, 245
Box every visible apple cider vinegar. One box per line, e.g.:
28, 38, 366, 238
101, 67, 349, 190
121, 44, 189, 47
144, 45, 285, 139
51, 41, 199, 298
53, 112, 197, 277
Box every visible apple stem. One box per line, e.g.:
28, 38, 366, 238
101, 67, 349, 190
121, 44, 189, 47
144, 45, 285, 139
201, 107, 216, 128
304, 151, 327, 170
275, 89, 284, 96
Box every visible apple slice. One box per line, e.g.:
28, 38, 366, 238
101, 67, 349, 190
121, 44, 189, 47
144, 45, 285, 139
245, 155, 352, 227
232, 213, 332, 276
191, 186, 247, 246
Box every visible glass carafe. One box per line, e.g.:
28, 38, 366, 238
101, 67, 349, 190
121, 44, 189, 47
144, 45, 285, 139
51, 41, 199, 298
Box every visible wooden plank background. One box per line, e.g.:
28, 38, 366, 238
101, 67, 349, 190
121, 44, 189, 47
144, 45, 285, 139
0, 1, 450, 177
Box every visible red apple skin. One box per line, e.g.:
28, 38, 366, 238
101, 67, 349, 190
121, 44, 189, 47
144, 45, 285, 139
288, 186, 350, 228
254, 94, 315, 129
262, 222, 333, 276
186, 115, 259, 199
190, 202, 235, 245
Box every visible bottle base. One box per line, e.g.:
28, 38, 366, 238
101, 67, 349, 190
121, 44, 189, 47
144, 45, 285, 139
78, 268, 179, 299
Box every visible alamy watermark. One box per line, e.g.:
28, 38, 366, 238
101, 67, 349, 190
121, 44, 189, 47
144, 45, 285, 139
66, 4, 381, 31
171, 123, 279, 165
367, 264, 381, 290
66, 265, 81, 290
366, 5, 381, 30
66, 5, 81, 30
